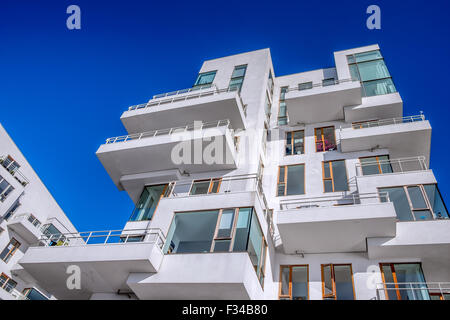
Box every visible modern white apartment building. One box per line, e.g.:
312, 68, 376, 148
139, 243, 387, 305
0, 123, 77, 300
16, 44, 450, 300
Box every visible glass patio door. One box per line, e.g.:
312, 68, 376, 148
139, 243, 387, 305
380, 263, 430, 300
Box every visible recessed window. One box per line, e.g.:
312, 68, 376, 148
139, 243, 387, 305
277, 164, 305, 196
379, 184, 449, 221
380, 263, 428, 300
347, 50, 396, 97
321, 264, 355, 300
193, 71, 216, 87
228, 65, 247, 92
359, 155, 392, 175
298, 82, 313, 91
277, 87, 288, 125
286, 130, 305, 155
322, 160, 348, 192
279, 265, 309, 300
129, 184, 168, 221
314, 126, 336, 152
0, 238, 20, 263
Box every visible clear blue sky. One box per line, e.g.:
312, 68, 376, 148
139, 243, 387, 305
1, 0, 449, 231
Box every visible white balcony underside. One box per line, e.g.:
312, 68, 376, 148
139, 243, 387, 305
343, 92, 403, 122
285, 81, 362, 124
96, 126, 237, 190
7, 218, 41, 244
19, 243, 163, 300
276, 202, 397, 254
121, 91, 246, 133
126, 253, 263, 300
340, 121, 431, 164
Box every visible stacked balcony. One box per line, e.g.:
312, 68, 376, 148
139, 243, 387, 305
6, 213, 42, 244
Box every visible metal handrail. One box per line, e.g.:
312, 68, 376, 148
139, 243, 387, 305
376, 282, 450, 300
37, 228, 166, 249
104, 119, 231, 144
127, 85, 245, 112
355, 156, 427, 176
0, 156, 29, 186
350, 113, 425, 130
286, 78, 357, 92
279, 192, 389, 210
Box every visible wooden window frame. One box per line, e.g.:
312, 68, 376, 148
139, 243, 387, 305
359, 155, 391, 175
352, 119, 379, 129
379, 262, 426, 300
322, 160, 349, 193
210, 208, 239, 252
285, 130, 305, 156
0, 273, 17, 292
314, 126, 336, 152
278, 265, 309, 300
189, 178, 222, 196
321, 264, 356, 300
1, 238, 20, 263
277, 164, 305, 197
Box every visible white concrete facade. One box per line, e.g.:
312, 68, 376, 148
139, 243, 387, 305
15, 44, 450, 300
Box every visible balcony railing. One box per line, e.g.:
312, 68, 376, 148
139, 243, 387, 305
286, 78, 357, 93
0, 278, 28, 300
127, 85, 246, 116
376, 282, 450, 300
0, 156, 29, 186
279, 192, 389, 210
356, 156, 428, 176
105, 119, 232, 144
36, 228, 166, 249
350, 114, 425, 130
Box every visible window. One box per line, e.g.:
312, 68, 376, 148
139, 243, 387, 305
321, 264, 355, 300
359, 155, 392, 175
299, 82, 313, 91
190, 179, 221, 195
379, 184, 449, 221
277, 164, 305, 196
380, 263, 428, 300
129, 184, 168, 221
0, 227, 3, 235
264, 92, 271, 122
0, 273, 17, 293
27, 214, 41, 228
352, 119, 379, 129
322, 78, 336, 87
0, 238, 20, 263
286, 130, 304, 155
0, 155, 20, 173
268, 71, 274, 96
41, 224, 66, 246
314, 126, 336, 152
0, 175, 14, 202
277, 87, 288, 125
193, 71, 216, 87
347, 50, 396, 97
3, 200, 20, 220
322, 160, 348, 192
279, 265, 309, 300
23, 288, 49, 300
228, 65, 247, 92
163, 208, 267, 286
262, 123, 268, 156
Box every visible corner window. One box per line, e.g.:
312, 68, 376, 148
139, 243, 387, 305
322, 160, 348, 192
314, 126, 336, 152
321, 264, 355, 300
228, 65, 247, 92
347, 50, 397, 97
277, 164, 305, 196
286, 130, 305, 155
193, 70, 216, 87
279, 265, 309, 300
0, 238, 20, 263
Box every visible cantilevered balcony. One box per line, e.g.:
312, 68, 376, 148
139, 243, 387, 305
96, 120, 238, 192
121, 85, 247, 133
7, 213, 42, 244
0, 155, 29, 187
340, 115, 431, 163
284, 79, 362, 125
0, 277, 28, 300
19, 228, 165, 300
276, 193, 396, 254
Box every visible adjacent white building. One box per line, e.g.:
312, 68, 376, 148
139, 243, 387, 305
14, 44, 450, 300
0, 123, 77, 300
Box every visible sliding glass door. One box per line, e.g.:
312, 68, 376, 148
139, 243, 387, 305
380, 263, 429, 300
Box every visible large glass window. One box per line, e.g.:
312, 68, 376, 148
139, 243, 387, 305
321, 264, 355, 300
3, 199, 21, 220
278, 87, 288, 125
379, 184, 449, 221
277, 164, 305, 196
322, 160, 348, 192
0, 238, 20, 263
0, 273, 17, 293
0, 176, 14, 202
228, 65, 247, 92
380, 263, 429, 300
23, 288, 48, 300
314, 126, 336, 152
279, 265, 309, 300
359, 155, 392, 175
190, 179, 221, 195
286, 130, 305, 155
347, 50, 397, 97
41, 224, 67, 246
129, 184, 168, 221
163, 207, 267, 286
193, 71, 216, 87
